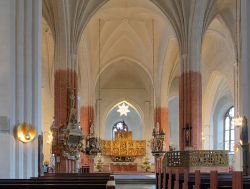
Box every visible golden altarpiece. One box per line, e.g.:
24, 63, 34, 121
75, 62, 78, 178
102, 130, 146, 159
101, 130, 146, 171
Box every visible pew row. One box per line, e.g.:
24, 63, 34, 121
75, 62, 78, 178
0, 173, 115, 189
157, 171, 250, 189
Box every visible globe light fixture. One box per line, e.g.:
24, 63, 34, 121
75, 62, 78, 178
16, 123, 36, 143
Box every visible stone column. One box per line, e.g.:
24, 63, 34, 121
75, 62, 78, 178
0, 0, 17, 179
54, 70, 78, 128
16, 0, 42, 178
0, 0, 42, 178
179, 55, 202, 150
43, 0, 82, 173
203, 123, 213, 149
239, 0, 250, 174
154, 107, 169, 177
144, 101, 152, 160
53, 68, 78, 173
234, 126, 243, 172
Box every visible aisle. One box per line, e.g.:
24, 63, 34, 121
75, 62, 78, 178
116, 184, 156, 189
114, 173, 156, 188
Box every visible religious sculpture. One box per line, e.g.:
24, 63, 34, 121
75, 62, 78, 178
184, 123, 192, 147
89, 120, 95, 136
152, 122, 160, 136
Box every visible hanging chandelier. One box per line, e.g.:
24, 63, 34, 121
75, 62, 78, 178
62, 91, 84, 160
85, 120, 102, 158
233, 113, 244, 127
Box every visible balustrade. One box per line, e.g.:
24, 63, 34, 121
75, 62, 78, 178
164, 150, 229, 168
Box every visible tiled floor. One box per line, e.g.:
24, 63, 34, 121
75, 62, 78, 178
116, 184, 156, 189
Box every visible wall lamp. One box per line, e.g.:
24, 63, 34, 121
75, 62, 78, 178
16, 123, 36, 143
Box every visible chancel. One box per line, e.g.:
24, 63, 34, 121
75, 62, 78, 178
1, 0, 250, 189
102, 121, 146, 160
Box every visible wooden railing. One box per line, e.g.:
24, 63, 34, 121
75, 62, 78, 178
156, 171, 246, 189
164, 150, 229, 167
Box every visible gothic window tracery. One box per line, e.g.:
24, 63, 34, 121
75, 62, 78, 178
112, 121, 128, 139
224, 106, 235, 154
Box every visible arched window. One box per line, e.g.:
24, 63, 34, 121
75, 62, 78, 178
112, 121, 128, 138
224, 107, 235, 153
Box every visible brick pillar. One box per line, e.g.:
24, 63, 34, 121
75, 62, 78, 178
179, 71, 202, 150
154, 107, 169, 181
53, 69, 78, 173
80, 106, 94, 172
54, 69, 78, 127
155, 107, 170, 151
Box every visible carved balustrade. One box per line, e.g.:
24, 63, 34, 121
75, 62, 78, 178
164, 150, 229, 168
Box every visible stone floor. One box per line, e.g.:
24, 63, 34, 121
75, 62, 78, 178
116, 184, 156, 189
114, 174, 156, 189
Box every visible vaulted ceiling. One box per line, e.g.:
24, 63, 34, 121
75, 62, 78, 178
42, 0, 237, 107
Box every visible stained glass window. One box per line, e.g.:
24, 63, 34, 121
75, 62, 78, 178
112, 120, 128, 138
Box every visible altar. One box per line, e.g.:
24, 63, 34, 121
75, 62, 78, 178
102, 130, 146, 158
110, 163, 137, 172
101, 130, 146, 172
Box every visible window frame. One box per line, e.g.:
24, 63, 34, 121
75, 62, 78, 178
112, 120, 128, 139
223, 106, 235, 154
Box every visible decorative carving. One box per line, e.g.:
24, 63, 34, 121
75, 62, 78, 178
51, 91, 84, 160
85, 120, 102, 157
111, 156, 136, 162
164, 150, 229, 167
110, 163, 137, 172
115, 130, 132, 140
151, 122, 165, 158
102, 130, 146, 161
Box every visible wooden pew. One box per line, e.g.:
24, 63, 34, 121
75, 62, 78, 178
159, 171, 250, 189
163, 167, 167, 189
210, 171, 218, 189
182, 169, 189, 189
174, 170, 180, 189
232, 171, 243, 189
168, 170, 173, 189
193, 170, 201, 189
0, 173, 115, 189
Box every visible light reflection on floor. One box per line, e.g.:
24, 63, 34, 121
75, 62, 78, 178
114, 173, 156, 189
116, 184, 156, 189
